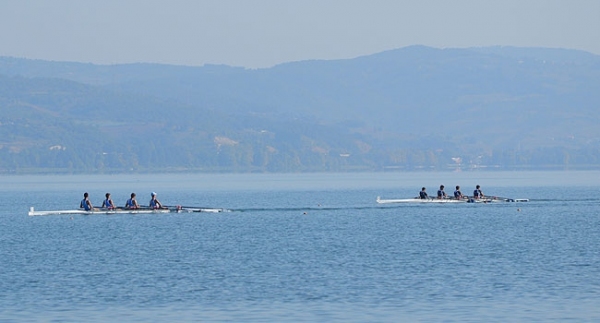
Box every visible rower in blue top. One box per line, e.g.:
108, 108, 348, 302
454, 185, 464, 200
80, 192, 94, 211
125, 193, 140, 209
419, 187, 429, 199
437, 185, 447, 199
473, 185, 485, 200
102, 192, 116, 210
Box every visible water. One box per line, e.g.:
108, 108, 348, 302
1, 172, 600, 322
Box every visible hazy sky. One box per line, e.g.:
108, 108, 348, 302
1, 0, 599, 68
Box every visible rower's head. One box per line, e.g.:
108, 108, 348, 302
84, 192, 89, 198
456, 185, 460, 190
421, 187, 426, 191
105, 193, 110, 198
476, 185, 480, 189
131, 193, 136, 198
151, 192, 156, 197
440, 185, 444, 189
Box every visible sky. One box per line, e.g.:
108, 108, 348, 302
1, 0, 599, 68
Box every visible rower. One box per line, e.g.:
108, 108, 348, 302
125, 193, 140, 209
419, 187, 429, 199
80, 192, 93, 211
437, 185, 447, 199
102, 192, 116, 209
149, 192, 164, 209
473, 185, 484, 199
454, 185, 464, 200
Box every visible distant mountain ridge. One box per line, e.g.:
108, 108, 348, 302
1, 46, 599, 173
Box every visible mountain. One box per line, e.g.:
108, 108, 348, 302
1, 46, 599, 173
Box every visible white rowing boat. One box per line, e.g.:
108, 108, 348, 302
376, 196, 529, 204
376, 197, 466, 204
28, 206, 225, 216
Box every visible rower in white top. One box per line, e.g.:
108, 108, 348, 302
149, 192, 165, 209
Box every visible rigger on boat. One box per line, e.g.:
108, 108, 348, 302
28, 191, 226, 216
377, 185, 529, 204
28, 206, 224, 216
376, 196, 529, 204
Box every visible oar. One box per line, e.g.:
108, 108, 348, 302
464, 196, 479, 203
490, 196, 515, 202
165, 205, 214, 211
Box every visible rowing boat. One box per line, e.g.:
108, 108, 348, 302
376, 196, 529, 204
376, 197, 466, 204
28, 206, 225, 216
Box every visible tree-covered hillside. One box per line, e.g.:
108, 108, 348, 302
1, 46, 599, 173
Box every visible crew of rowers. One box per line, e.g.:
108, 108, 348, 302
419, 185, 485, 200
80, 192, 166, 211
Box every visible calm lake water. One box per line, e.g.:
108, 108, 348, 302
1, 171, 600, 322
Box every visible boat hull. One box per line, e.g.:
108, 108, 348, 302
376, 197, 529, 204
28, 207, 224, 216
376, 197, 466, 204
